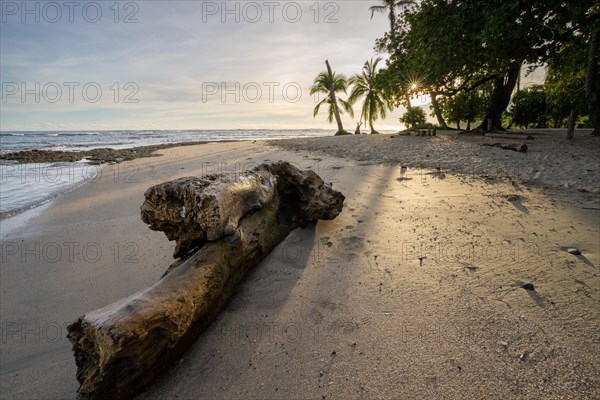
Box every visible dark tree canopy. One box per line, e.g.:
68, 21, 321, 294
376, 0, 598, 132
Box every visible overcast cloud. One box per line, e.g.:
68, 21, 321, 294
0, 1, 544, 131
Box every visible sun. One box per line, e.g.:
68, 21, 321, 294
404, 75, 422, 92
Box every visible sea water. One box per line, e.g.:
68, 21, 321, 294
0, 129, 331, 216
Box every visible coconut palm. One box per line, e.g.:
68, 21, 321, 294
369, 0, 415, 39
349, 57, 390, 134
311, 60, 354, 135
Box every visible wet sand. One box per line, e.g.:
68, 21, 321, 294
1, 137, 598, 399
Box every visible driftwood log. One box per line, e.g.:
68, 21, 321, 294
67, 161, 344, 400
483, 142, 528, 153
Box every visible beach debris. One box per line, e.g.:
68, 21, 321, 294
67, 161, 344, 400
567, 248, 581, 255
140, 162, 343, 258
522, 283, 535, 291
483, 142, 528, 153
505, 194, 522, 202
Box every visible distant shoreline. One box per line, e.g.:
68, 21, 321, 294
2, 128, 597, 219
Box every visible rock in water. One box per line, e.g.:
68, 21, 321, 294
67, 161, 344, 400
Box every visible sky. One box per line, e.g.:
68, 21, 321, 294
0, 1, 544, 132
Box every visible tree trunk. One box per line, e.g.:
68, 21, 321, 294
355, 121, 362, 134
67, 162, 345, 400
457, 121, 461, 130
405, 94, 417, 130
585, 31, 599, 136
325, 60, 344, 133
389, 7, 396, 38
506, 72, 521, 129
478, 62, 521, 132
369, 119, 378, 134
567, 109, 578, 140
466, 121, 471, 131
429, 91, 448, 128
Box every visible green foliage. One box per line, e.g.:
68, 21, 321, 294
370, 0, 416, 47
376, 0, 597, 130
507, 85, 547, 128
400, 107, 426, 128
310, 69, 353, 127
349, 57, 391, 133
441, 90, 486, 129
543, 38, 589, 128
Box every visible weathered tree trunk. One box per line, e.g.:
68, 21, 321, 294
67, 162, 345, 400
141, 168, 276, 258
478, 62, 521, 132
429, 92, 448, 129
585, 31, 599, 136
483, 142, 527, 152
325, 60, 344, 134
355, 121, 362, 134
567, 109, 578, 140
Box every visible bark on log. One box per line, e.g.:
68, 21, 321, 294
483, 143, 528, 153
67, 161, 344, 400
140, 167, 277, 258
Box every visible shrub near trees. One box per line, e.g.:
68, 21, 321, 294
441, 90, 487, 130
544, 36, 591, 129
400, 107, 426, 129
507, 85, 547, 128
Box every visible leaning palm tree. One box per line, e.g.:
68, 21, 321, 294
311, 60, 354, 135
369, 0, 415, 39
349, 57, 390, 134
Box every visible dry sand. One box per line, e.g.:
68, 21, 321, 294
1, 133, 598, 399
271, 129, 600, 193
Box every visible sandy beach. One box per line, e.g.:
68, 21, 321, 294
1, 133, 599, 399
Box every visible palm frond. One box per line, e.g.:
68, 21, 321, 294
369, 5, 386, 19
327, 103, 335, 123
313, 98, 328, 118
339, 98, 354, 118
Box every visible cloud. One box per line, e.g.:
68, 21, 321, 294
1, 1, 411, 131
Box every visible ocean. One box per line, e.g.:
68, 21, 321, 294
0, 129, 332, 217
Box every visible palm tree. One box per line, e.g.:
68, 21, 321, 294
349, 57, 390, 134
369, 0, 415, 39
311, 60, 354, 135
